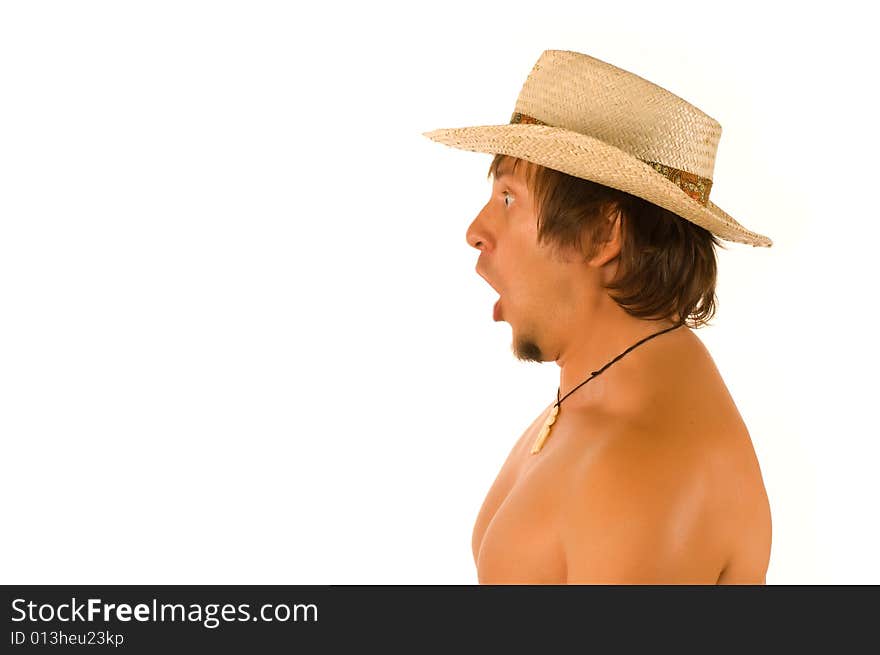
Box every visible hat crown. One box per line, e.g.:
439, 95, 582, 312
513, 50, 722, 180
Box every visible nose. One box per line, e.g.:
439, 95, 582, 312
466, 205, 491, 251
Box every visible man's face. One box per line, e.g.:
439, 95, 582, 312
467, 158, 589, 364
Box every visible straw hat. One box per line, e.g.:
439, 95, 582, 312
422, 49, 772, 248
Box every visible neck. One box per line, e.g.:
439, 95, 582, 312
555, 300, 680, 409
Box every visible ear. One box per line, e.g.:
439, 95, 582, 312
586, 204, 623, 268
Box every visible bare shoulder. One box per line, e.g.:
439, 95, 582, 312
559, 417, 726, 583
672, 329, 773, 583
558, 342, 772, 583
709, 423, 772, 584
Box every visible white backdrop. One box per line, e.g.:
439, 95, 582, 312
1, 1, 876, 584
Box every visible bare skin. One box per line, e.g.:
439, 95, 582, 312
466, 156, 771, 584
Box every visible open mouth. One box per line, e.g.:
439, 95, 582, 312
475, 264, 503, 321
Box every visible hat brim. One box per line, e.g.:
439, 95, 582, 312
422, 123, 772, 248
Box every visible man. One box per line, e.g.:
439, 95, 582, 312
423, 50, 772, 584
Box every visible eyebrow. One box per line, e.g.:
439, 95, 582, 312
492, 166, 516, 182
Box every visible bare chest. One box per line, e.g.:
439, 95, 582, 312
472, 408, 604, 584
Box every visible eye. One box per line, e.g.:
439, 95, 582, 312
502, 191, 514, 208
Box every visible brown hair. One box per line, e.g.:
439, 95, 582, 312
487, 154, 726, 329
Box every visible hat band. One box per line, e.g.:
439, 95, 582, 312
509, 112, 713, 206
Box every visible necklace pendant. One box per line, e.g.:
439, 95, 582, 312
530, 404, 559, 454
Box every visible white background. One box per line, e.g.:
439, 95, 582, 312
1, 1, 877, 584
